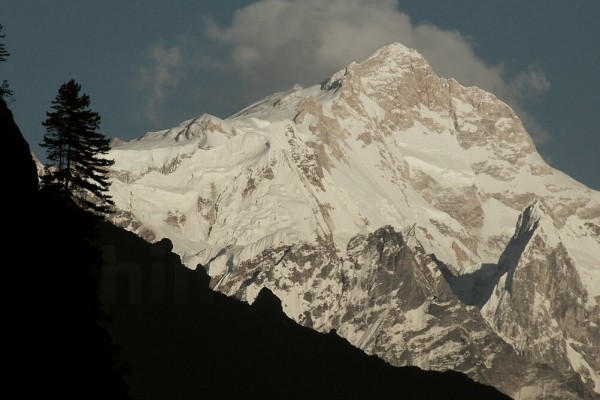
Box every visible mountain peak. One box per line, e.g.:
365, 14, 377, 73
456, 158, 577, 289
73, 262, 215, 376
515, 198, 546, 233
353, 41, 426, 76
108, 41, 600, 398
512, 198, 561, 248
369, 41, 423, 63
322, 41, 427, 92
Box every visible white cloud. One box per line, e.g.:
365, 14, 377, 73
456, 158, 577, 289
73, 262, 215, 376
205, 0, 410, 92
206, 0, 550, 142
137, 41, 184, 121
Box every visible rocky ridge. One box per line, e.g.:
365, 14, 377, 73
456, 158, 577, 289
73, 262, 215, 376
108, 43, 600, 398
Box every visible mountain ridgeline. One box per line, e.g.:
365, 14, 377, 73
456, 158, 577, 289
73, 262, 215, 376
3, 98, 507, 398
100, 223, 508, 399
107, 43, 600, 398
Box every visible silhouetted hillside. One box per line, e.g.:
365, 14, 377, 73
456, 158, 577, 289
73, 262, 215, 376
99, 222, 510, 400
4, 99, 130, 399
2, 99, 38, 198
4, 98, 509, 399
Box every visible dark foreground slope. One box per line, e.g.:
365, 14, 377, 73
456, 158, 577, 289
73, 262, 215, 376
4, 98, 130, 399
99, 222, 510, 400
4, 98, 509, 399
3, 98, 38, 197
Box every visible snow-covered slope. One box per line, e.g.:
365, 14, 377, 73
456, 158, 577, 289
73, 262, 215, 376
108, 43, 600, 398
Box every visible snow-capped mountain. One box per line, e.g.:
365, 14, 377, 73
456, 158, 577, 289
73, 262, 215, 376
108, 43, 600, 398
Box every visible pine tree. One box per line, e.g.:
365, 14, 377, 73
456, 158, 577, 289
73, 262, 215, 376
0, 24, 9, 62
0, 24, 13, 101
41, 79, 115, 214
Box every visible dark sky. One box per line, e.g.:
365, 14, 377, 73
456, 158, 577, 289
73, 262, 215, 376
2, 0, 599, 189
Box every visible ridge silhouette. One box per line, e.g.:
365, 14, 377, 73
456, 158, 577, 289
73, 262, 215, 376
4, 98, 130, 399
4, 98, 509, 399
99, 222, 510, 399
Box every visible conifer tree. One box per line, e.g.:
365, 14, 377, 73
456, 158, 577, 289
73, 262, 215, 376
0, 24, 9, 62
41, 79, 114, 214
0, 24, 13, 101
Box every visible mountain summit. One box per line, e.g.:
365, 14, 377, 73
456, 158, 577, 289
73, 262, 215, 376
108, 42, 600, 398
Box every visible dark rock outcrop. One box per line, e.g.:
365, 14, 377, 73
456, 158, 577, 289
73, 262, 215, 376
1, 99, 38, 198
99, 223, 510, 399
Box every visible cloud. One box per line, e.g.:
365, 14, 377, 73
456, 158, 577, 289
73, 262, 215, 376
206, 0, 550, 142
506, 65, 551, 101
136, 41, 184, 121
504, 65, 551, 143
205, 0, 412, 92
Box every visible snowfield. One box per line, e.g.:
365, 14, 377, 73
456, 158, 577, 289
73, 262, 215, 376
108, 43, 600, 399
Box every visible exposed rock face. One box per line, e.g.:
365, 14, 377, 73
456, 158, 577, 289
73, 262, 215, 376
100, 223, 511, 400
214, 226, 596, 399
481, 200, 600, 394
107, 43, 600, 398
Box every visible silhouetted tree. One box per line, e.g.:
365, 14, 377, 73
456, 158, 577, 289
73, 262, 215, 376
5, 87, 130, 398
0, 24, 13, 101
0, 24, 8, 62
41, 79, 114, 214
0, 80, 11, 98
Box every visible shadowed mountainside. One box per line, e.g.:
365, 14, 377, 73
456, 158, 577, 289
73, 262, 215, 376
3, 99, 38, 197
99, 222, 510, 399
4, 98, 130, 399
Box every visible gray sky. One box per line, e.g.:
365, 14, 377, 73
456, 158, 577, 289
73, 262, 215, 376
2, 0, 599, 189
